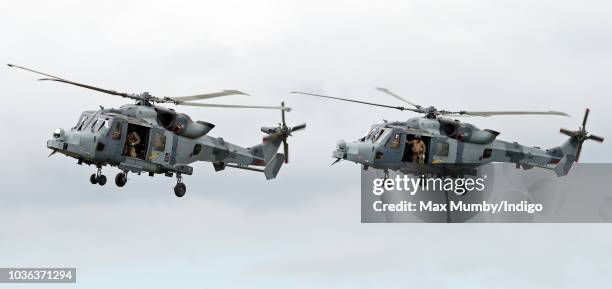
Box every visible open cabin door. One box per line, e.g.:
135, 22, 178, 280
122, 123, 150, 160
402, 134, 432, 164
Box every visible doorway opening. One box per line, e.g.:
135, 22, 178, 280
402, 134, 431, 164
123, 123, 150, 160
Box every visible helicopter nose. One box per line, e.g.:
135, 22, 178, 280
334, 141, 375, 165
47, 128, 67, 151
332, 140, 347, 159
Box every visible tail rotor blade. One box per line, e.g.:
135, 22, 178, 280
588, 134, 604, 143
281, 102, 287, 127
560, 128, 575, 137
283, 139, 289, 163
575, 142, 583, 162
291, 123, 306, 132
582, 108, 590, 129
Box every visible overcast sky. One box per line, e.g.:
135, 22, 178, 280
1, 0, 612, 288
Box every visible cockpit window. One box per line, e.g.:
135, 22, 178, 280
112, 122, 123, 140
74, 114, 89, 131
92, 119, 105, 132
374, 129, 390, 144
387, 133, 401, 148
364, 129, 375, 141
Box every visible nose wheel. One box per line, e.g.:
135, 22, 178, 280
174, 173, 186, 197
89, 167, 107, 186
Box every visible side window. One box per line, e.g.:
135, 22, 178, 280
388, 133, 401, 148
153, 132, 166, 151
112, 122, 123, 140
436, 142, 449, 157
483, 148, 492, 159
193, 144, 202, 155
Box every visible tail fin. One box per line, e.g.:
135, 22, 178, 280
249, 102, 306, 179
553, 154, 576, 177
264, 153, 285, 180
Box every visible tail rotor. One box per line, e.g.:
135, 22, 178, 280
262, 102, 306, 163
560, 108, 604, 161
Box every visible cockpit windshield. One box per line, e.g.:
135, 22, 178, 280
363, 127, 388, 143
73, 113, 90, 131
92, 119, 110, 135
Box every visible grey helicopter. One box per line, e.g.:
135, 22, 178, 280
292, 88, 603, 178
10, 64, 305, 197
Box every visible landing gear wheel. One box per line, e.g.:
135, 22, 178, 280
381, 169, 390, 181
115, 172, 127, 187
98, 175, 107, 186
174, 183, 186, 198
90, 174, 98, 184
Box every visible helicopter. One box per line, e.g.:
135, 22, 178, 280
9, 64, 305, 197
292, 88, 603, 178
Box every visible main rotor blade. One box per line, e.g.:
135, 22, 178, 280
456, 110, 570, 117
8, 63, 66, 80
375, 87, 421, 108
170, 90, 249, 102
39, 78, 131, 98
291, 91, 419, 112
8, 64, 132, 98
178, 102, 291, 111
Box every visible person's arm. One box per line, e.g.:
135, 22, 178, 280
133, 133, 141, 145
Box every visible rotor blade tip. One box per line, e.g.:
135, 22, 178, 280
7, 63, 14, 67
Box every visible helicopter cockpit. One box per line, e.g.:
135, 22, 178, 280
360, 125, 389, 143
72, 111, 111, 136
335, 123, 433, 170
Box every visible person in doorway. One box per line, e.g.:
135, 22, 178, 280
127, 131, 141, 158
410, 136, 426, 164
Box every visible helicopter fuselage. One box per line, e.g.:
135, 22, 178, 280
332, 117, 576, 176
46, 104, 281, 178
